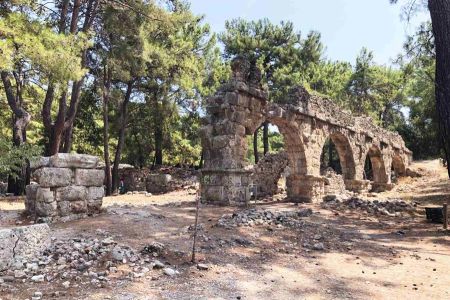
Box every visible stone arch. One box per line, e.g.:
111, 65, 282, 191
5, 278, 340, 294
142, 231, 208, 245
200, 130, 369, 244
364, 145, 388, 184
319, 131, 357, 180
391, 153, 406, 176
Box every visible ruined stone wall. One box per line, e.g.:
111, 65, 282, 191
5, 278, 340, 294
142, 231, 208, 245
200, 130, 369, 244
200, 56, 412, 206
322, 168, 347, 196
251, 151, 289, 197
25, 154, 105, 221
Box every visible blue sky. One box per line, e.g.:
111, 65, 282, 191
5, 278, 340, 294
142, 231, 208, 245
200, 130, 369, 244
189, 0, 430, 66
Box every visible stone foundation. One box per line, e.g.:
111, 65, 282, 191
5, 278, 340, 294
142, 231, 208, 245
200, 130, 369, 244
200, 169, 252, 205
25, 154, 105, 221
287, 175, 326, 203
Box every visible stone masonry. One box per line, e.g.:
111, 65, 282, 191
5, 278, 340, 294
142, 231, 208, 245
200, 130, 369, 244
251, 151, 289, 197
25, 154, 105, 221
200, 56, 412, 205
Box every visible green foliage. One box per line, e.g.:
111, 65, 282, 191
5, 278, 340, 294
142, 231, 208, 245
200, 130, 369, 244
246, 126, 284, 163
0, 12, 88, 82
0, 136, 41, 180
220, 19, 326, 102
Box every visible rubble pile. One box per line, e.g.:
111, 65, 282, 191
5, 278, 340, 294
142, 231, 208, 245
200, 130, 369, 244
0, 234, 180, 295
322, 196, 417, 216
118, 167, 198, 194
251, 151, 289, 196
216, 207, 313, 228
322, 168, 348, 196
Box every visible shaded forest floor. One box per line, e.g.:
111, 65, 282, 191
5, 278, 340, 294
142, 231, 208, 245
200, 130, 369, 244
0, 160, 449, 299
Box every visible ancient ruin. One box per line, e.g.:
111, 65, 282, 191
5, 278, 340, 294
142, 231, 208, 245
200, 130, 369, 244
25, 154, 105, 221
200, 57, 412, 205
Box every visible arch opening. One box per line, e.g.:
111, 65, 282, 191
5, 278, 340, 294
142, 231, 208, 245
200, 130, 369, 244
319, 133, 356, 180
391, 154, 406, 183
246, 121, 289, 198
363, 145, 388, 184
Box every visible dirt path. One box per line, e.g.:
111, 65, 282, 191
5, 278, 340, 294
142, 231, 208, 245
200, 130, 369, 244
0, 160, 449, 299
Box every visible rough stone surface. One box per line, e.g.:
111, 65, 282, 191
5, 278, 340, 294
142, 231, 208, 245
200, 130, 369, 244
0, 224, 50, 271
55, 185, 88, 202
34, 168, 73, 188
251, 151, 289, 197
87, 186, 104, 201
50, 153, 99, 169
29, 156, 50, 169
74, 169, 104, 187
25, 154, 105, 221
200, 56, 412, 205
25, 183, 39, 214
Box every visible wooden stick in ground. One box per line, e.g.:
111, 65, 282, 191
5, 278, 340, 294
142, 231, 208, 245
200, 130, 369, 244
444, 202, 448, 230
191, 191, 200, 263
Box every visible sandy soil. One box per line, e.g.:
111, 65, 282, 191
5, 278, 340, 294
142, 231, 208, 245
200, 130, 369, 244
0, 160, 449, 300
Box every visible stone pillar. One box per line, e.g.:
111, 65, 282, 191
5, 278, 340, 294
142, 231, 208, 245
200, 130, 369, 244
286, 175, 326, 203
344, 179, 371, 193
25, 153, 105, 221
200, 169, 252, 205
200, 56, 267, 206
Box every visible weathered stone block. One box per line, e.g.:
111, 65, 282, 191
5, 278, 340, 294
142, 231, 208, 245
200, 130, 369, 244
0, 224, 50, 271
87, 186, 104, 201
55, 185, 87, 202
57, 200, 71, 216
87, 199, 102, 213
50, 153, 99, 168
34, 167, 73, 188
70, 200, 87, 213
25, 184, 39, 214
74, 169, 104, 187
36, 187, 55, 203
35, 200, 57, 217
30, 156, 50, 169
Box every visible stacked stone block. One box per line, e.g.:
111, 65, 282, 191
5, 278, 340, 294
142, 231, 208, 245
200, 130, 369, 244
25, 154, 105, 220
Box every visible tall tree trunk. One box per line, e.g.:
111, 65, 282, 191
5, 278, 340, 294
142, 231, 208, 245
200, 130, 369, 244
328, 141, 333, 168
263, 121, 269, 156
253, 128, 259, 163
150, 90, 164, 167
112, 81, 133, 192
1, 71, 31, 195
43, 0, 98, 154
429, 0, 450, 178
102, 67, 112, 196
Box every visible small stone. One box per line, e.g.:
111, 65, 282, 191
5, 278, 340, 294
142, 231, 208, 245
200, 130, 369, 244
163, 267, 176, 277
62, 281, 71, 288
312, 243, 325, 251
153, 260, 165, 269
14, 270, 26, 279
197, 263, 209, 271
31, 274, 45, 282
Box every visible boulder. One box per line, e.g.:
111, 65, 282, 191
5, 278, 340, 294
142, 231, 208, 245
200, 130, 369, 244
0, 224, 50, 271
50, 153, 99, 169
74, 169, 104, 187
34, 168, 73, 188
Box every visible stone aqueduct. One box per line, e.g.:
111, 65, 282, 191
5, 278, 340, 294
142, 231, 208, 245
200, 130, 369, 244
200, 57, 412, 205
